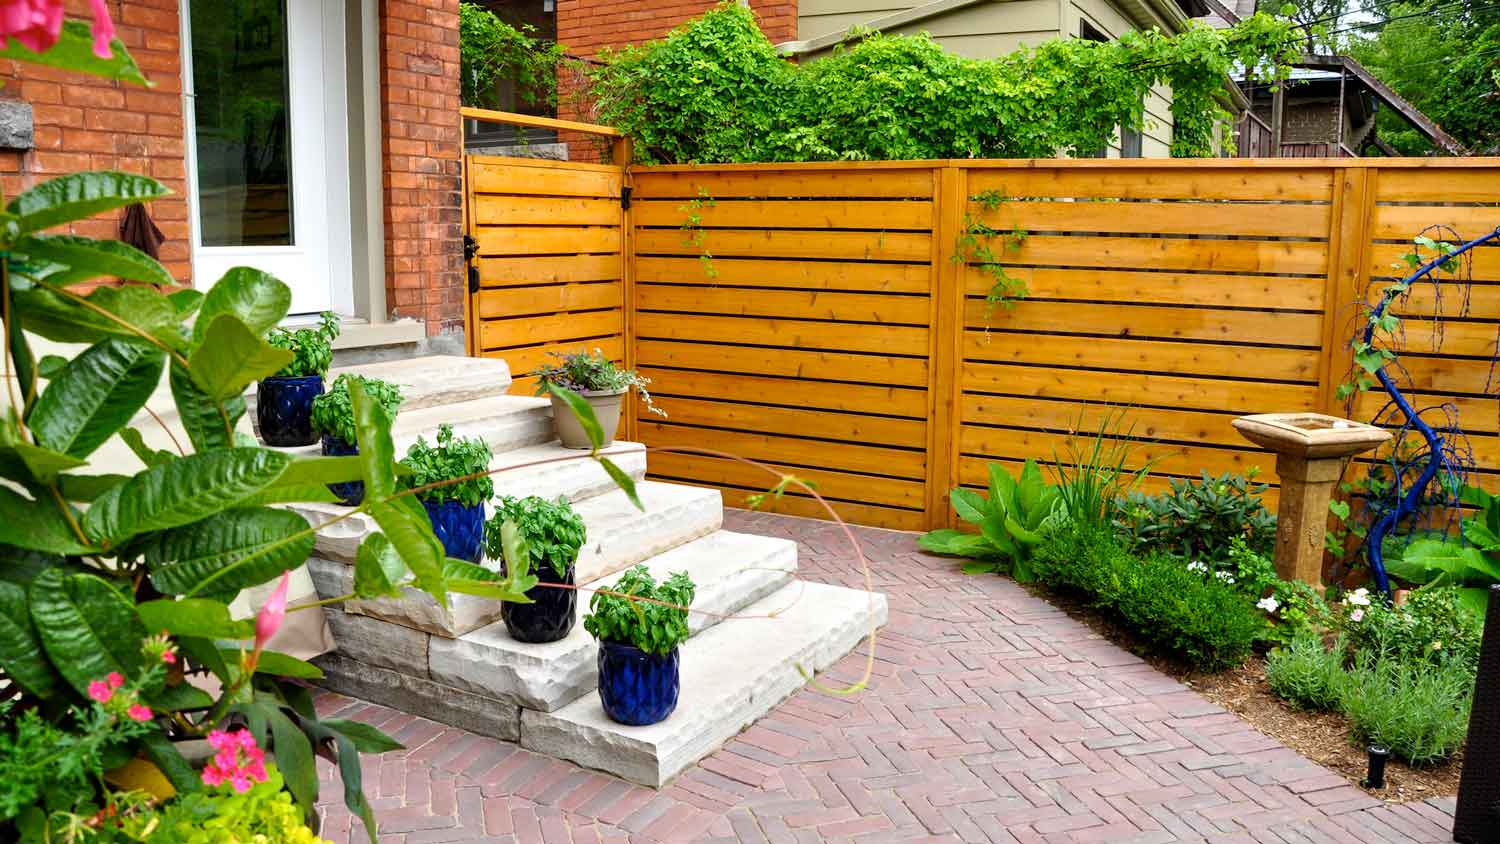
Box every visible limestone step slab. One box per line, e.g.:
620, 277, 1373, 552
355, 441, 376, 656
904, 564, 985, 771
274, 394, 554, 458
329, 355, 513, 411
426, 530, 798, 711
519, 580, 888, 787
303, 478, 720, 638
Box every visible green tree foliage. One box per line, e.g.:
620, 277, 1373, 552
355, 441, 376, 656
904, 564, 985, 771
585, 2, 1301, 162
459, 1, 566, 110
1350, 2, 1500, 154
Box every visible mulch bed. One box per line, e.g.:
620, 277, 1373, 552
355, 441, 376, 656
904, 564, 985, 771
1032, 585, 1464, 803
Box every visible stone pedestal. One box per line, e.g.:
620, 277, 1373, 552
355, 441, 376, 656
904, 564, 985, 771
1271, 453, 1343, 586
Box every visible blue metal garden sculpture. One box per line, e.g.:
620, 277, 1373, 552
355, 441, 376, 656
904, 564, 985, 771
1362, 226, 1500, 598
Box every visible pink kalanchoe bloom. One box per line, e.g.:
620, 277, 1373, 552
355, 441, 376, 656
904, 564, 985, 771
161, 648, 177, 665
254, 571, 292, 652
127, 703, 152, 722
201, 728, 270, 792
85, 0, 113, 57
106, 671, 124, 689
87, 679, 113, 703
200, 762, 226, 788
0, 0, 65, 54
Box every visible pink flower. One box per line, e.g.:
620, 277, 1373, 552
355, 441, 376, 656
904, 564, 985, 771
127, 704, 152, 722
1349, 608, 1365, 623
200, 762, 225, 787
85, 0, 113, 58
200, 728, 269, 792
106, 671, 124, 689
87, 679, 113, 703
162, 649, 177, 665
0, 0, 64, 54
254, 571, 291, 652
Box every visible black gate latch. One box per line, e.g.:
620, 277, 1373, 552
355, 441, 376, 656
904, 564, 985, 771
463, 234, 480, 294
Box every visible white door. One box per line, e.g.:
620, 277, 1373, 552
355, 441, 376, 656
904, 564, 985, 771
182, 0, 353, 315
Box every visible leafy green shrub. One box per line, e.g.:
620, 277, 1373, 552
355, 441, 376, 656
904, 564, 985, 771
533, 348, 663, 416
583, 566, 696, 655
1031, 525, 1261, 671
1112, 470, 1277, 564
1265, 634, 1347, 711
485, 496, 587, 578
265, 312, 339, 379
586, 3, 1299, 162
309, 374, 404, 444
919, 460, 1069, 580
403, 424, 494, 508
1342, 586, 1482, 673
1386, 485, 1500, 618
459, 1, 565, 111
101, 765, 326, 844
1338, 653, 1472, 765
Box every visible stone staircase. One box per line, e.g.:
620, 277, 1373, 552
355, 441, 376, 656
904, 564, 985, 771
300, 356, 887, 787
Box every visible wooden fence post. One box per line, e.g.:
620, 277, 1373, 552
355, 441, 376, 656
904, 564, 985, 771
1317, 165, 1376, 417
926, 163, 966, 530
616, 138, 637, 442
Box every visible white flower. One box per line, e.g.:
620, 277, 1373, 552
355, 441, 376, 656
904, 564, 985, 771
1187, 560, 1208, 573
1349, 608, 1364, 623
1346, 588, 1371, 607
1214, 571, 1235, 584
1431, 641, 1443, 651
1256, 596, 1280, 613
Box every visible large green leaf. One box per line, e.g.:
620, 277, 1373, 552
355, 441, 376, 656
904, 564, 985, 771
169, 362, 244, 452
987, 462, 1018, 518
0, 418, 87, 482
83, 448, 291, 544
119, 427, 177, 468
950, 488, 989, 525
148, 682, 215, 711
56, 472, 129, 502
8, 306, 36, 413
1016, 459, 1047, 518
0, 22, 149, 93
354, 533, 408, 599
0, 580, 64, 698
265, 706, 318, 812
917, 528, 997, 559
169, 288, 204, 319
546, 383, 603, 449
137, 598, 255, 639
350, 379, 397, 501
242, 649, 323, 680
30, 338, 164, 458
0, 485, 93, 553
144, 506, 313, 597
321, 719, 404, 754
187, 314, 294, 400
193, 268, 291, 346
138, 733, 202, 795
13, 235, 175, 287
1389, 538, 1500, 587
369, 495, 447, 606
28, 569, 147, 696
13, 283, 181, 348
599, 457, 642, 510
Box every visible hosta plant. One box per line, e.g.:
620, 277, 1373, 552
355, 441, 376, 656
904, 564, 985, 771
919, 459, 1069, 581
1388, 485, 1500, 619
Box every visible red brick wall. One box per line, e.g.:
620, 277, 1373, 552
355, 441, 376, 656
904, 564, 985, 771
0, 0, 190, 282
381, 0, 464, 337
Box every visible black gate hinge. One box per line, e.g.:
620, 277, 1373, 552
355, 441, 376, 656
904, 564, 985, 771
620, 185, 633, 210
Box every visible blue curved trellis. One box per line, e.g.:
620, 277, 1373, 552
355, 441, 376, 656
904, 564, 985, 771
1364, 226, 1500, 598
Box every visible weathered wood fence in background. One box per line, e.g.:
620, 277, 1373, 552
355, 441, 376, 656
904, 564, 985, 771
463, 130, 1500, 533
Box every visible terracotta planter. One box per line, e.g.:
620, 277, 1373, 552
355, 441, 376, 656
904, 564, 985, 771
549, 388, 625, 449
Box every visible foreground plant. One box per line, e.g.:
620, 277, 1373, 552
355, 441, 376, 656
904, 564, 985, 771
918, 459, 1068, 581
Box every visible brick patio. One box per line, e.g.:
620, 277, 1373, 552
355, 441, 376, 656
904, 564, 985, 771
313, 510, 1458, 843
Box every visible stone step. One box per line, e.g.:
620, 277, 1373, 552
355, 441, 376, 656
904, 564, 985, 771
304, 479, 721, 637
328, 355, 513, 411
425, 530, 799, 712
518, 580, 888, 787
275, 394, 555, 458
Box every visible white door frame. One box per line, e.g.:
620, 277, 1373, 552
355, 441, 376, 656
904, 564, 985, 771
180, 0, 354, 316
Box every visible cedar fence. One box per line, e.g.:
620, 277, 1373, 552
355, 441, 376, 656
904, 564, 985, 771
462, 110, 1500, 533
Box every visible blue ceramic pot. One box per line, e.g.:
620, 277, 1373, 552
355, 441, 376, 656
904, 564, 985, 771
257, 375, 324, 447
320, 435, 363, 506
596, 640, 679, 726
422, 498, 485, 563
502, 559, 576, 643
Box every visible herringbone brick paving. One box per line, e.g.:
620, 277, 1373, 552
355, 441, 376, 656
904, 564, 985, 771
314, 510, 1458, 843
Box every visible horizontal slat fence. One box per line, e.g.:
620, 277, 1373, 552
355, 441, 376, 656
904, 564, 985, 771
464, 149, 1500, 532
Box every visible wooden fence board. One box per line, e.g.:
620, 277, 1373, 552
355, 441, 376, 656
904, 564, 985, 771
964, 267, 1326, 310
635, 312, 929, 357
634, 228, 931, 262
631, 169, 936, 199
1373, 204, 1500, 241
475, 254, 622, 285
638, 421, 927, 480
473, 196, 621, 227
635, 340, 929, 387
965, 167, 1336, 201
469, 159, 621, 197
970, 199, 1330, 238
634, 198, 933, 230
474, 226, 622, 256
634, 256, 931, 293
477, 282, 622, 319
964, 332, 1319, 382
638, 284, 929, 324
968, 300, 1325, 346
639, 367, 929, 417
961, 395, 1253, 448
963, 362, 1319, 413
993, 233, 1327, 275
652, 395, 926, 449
647, 452, 928, 513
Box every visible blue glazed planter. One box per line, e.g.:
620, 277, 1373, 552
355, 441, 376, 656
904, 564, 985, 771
596, 641, 679, 726
257, 375, 324, 446
320, 435, 363, 506
422, 498, 485, 563
502, 559, 576, 643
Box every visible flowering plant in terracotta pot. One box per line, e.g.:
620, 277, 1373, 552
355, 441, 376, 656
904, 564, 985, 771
533, 348, 663, 448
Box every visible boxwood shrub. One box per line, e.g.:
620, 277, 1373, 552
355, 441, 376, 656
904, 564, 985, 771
1031, 524, 1261, 671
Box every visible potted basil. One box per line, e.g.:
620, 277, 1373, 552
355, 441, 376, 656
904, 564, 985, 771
582, 566, 696, 726
257, 311, 339, 446
487, 495, 587, 643
309, 374, 404, 505
404, 424, 494, 562
533, 348, 663, 448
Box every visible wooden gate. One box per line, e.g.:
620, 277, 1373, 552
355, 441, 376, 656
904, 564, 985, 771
461, 109, 633, 396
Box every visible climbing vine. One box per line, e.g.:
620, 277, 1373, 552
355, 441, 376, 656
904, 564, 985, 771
678, 187, 718, 279
583, 2, 1301, 164
954, 191, 1030, 313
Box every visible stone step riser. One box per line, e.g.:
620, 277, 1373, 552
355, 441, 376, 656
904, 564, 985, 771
271, 396, 555, 460
518, 581, 888, 787
314, 652, 520, 742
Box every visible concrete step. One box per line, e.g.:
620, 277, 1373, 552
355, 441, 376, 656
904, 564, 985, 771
275, 394, 554, 458
518, 580, 888, 787
303, 478, 720, 638
425, 530, 799, 711
328, 355, 513, 411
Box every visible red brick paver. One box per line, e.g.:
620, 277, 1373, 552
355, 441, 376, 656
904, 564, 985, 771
315, 511, 1458, 843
